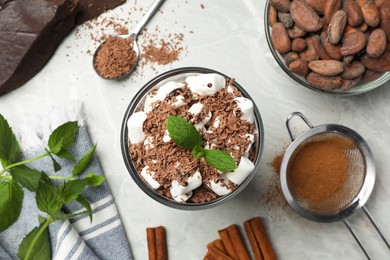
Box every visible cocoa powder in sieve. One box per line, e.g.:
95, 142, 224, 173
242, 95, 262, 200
94, 37, 137, 79
288, 135, 353, 202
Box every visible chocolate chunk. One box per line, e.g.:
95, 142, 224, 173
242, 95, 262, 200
0, 0, 125, 96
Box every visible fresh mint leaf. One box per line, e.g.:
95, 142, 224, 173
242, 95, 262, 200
47, 152, 61, 172
61, 173, 104, 203
192, 144, 205, 159
0, 182, 23, 232
38, 215, 46, 225
48, 121, 78, 153
86, 172, 105, 187
61, 179, 89, 203
55, 149, 75, 162
204, 149, 237, 173
18, 223, 50, 260
166, 116, 202, 150
72, 144, 96, 176
50, 210, 87, 221
0, 114, 21, 167
10, 165, 42, 192
36, 173, 63, 214
76, 195, 93, 222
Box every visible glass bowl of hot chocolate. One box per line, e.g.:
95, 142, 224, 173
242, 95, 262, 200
121, 67, 264, 210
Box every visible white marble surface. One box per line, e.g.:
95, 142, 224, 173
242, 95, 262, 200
1, 0, 390, 259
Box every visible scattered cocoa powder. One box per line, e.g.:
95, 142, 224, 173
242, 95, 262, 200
140, 31, 185, 66
94, 37, 137, 79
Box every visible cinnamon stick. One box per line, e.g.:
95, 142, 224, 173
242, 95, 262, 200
244, 217, 276, 260
155, 226, 167, 260
218, 224, 251, 260
146, 228, 157, 260
207, 239, 227, 254
146, 226, 168, 260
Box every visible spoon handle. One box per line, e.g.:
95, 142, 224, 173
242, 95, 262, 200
132, 0, 166, 36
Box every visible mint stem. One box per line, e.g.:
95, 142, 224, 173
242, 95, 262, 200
0, 175, 12, 181
0, 152, 50, 175
49, 176, 76, 181
24, 216, 53, 260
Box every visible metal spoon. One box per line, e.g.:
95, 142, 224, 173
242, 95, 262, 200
93, 0, 166, 80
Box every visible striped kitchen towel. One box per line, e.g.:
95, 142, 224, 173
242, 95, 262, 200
0, 102, 133, 259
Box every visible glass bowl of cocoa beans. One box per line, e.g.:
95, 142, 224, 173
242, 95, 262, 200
264, 0, 390, 95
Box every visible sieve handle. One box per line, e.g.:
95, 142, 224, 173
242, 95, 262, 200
343, 219, 372, 260
362, 206, 390, 250
286, 112, 314, 141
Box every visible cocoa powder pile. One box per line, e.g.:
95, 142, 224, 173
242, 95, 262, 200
94, 37, 137, 78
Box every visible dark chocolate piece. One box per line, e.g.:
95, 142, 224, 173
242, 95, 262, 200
0, 0, 125, 96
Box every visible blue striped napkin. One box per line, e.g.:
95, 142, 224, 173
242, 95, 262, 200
0, 102, 133, 259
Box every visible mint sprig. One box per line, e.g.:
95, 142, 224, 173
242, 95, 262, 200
166, 115, 237, 173
0, 114, 104, 259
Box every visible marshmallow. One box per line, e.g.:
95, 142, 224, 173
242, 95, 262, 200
188, 103, 212, 124
234, 97, 254, 124
188, 103, 203, 115
186, 73, 226, 97
140, 166, 161, 189
212, 116, 221, 128
194, 122, 206, 133
227, 85, 235, 94
172, 95, 186, 108
127, 111, 147, 144
244, 134, 255, 156
156, 81, 182, 101
170, 186, 192, 202
163, 130, 171, 143
208, 176, 234, 196
171, 171, 202, 195
144, 91, 158, 113
143, 136, 154, 150
225, 156, 255, 185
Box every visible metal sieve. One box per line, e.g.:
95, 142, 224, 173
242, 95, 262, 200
280, 112, 390, 259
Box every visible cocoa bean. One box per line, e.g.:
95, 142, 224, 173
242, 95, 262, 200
290, 0, 322, 32
300, 36, 320, 61
343, 55, 355, 64
308, 60, 344, 76
321, 31, 342, 60
311, 35, 332, 60
306, 72, 343, 90
321, 17, 329, 31
278, 12, 294, 28
361, 69, 384, 83
340, 30, 367, 56
289, 59, 310, 77
269, 6, 278, 27
380, 3, 390, 42
366, 29, 387, 57
361, 52, 390, 72
270, 0, 291, 12
292, 38, 307, 52
342, 75, 362, 90
271, 23, 291, 53
328, 10, 347, 44
344, 0, 364, 27
358, 0, 381, 27
375, 0, 386, 8
387, 43, 390, 52
284, 52, 300, 66
359, 23, 369, 32
288, 25, 307, 39
304, 0, 325, 14
341, 61, 366, 79
324, 0, 342, 24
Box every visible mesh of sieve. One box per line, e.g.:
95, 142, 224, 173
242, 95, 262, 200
286, 132, 366, 215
